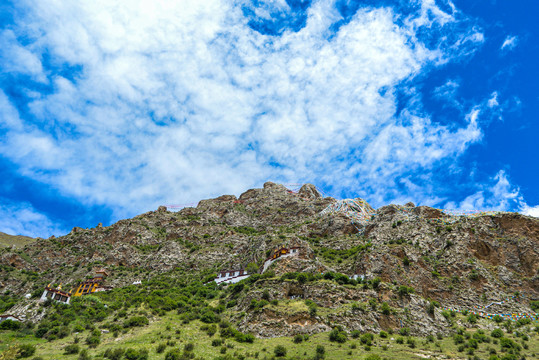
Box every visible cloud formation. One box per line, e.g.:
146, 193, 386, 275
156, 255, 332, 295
1, 0, 528, 236
0, 199, 64, 237
501, 35, 518, 51
522, 205, 539, 218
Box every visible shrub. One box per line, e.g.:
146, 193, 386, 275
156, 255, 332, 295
360, 333, 374, 345
206, 324, 217, 337
499, 337, 519, 350
0, 319, 21, 330
468, 338, 479, 349
34, 327, 48, 338
164, 349, 182, 360
515, 318, 531, 327
124, 348, 144, 360
379, 331, 388, 338
293, 334, 303, 343
371, 277, 381, 289
200, 309, 220, 324
491, 329, 503, 338
274, 345, 287, 357
85, 334, 100, 348
467, 314, 478, 324
381, 302, 391, 315
64, 344, 80, 355
78, 349, 90, 360
453, 334, 464, 344
184, 343, 195, 352
399, 327, 410, 336
469, 270, 479, 281
156, 343, 167, 353
427, 302, 436, 315
329, 328, 347, 343
316, 345, 325, 355
364, 355, 381, 360
441, 310, 452, 319
234, 332, 255, 343
17, 344, 36, 358
104, 348, 125, 360
351, 330, 361, 339
211, 339, 222, 347
398, 286, 414, 296
123, 316, 149, 328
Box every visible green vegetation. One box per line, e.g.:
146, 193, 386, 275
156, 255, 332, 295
316, 242, 372, 262
1, 205, 538, 360
1, 309, 538, 360
233, 226, 266, 236
0, 232, 34, 248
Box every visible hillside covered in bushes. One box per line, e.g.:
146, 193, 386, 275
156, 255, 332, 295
0, 182, 538, 360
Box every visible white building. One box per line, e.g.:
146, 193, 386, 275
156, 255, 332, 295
214, 269, 250, 284
40, 286, 71, 304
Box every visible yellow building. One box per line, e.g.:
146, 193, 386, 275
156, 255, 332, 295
72, 269, 109, 297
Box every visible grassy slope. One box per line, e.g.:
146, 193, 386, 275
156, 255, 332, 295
1, 311, 538, 360
0, 232, 34, 249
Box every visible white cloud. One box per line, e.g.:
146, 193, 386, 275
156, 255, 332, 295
0, 30, 46, 81
0, 0, 492, 227
0, 200, 65, 238
521, 205, 539, 218
433, 79, 462, 108
501, 35, 518, 51
487, 92, 499, 108
451, 170, 535, 214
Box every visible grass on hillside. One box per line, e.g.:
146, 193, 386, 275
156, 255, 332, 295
0, 232, 34, 249
1, 310, 538, 360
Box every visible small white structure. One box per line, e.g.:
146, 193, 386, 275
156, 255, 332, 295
0, 314, 22, 323
132, 280, 142, 285
25, 293, 32, 299
351, 274, 365, 281
214, 269, 250, 284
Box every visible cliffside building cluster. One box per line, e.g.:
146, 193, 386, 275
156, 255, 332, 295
214, 245, 302, 284
40, 269, 111, 305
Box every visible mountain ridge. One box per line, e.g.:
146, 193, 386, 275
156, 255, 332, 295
1, 182, 538, 339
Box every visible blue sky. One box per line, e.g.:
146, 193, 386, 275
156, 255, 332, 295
0, 0, 538, 238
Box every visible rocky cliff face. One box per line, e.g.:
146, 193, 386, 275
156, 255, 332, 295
1, 182, 538, 337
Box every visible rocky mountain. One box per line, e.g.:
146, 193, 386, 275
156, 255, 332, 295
1, 182, 538, 338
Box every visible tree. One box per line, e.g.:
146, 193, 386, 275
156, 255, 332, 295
329, 328, 347, 343
246, 262, 259, 274
17, 344, 36, 358
274, 345, 287, 357
381, 302, 391, 315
